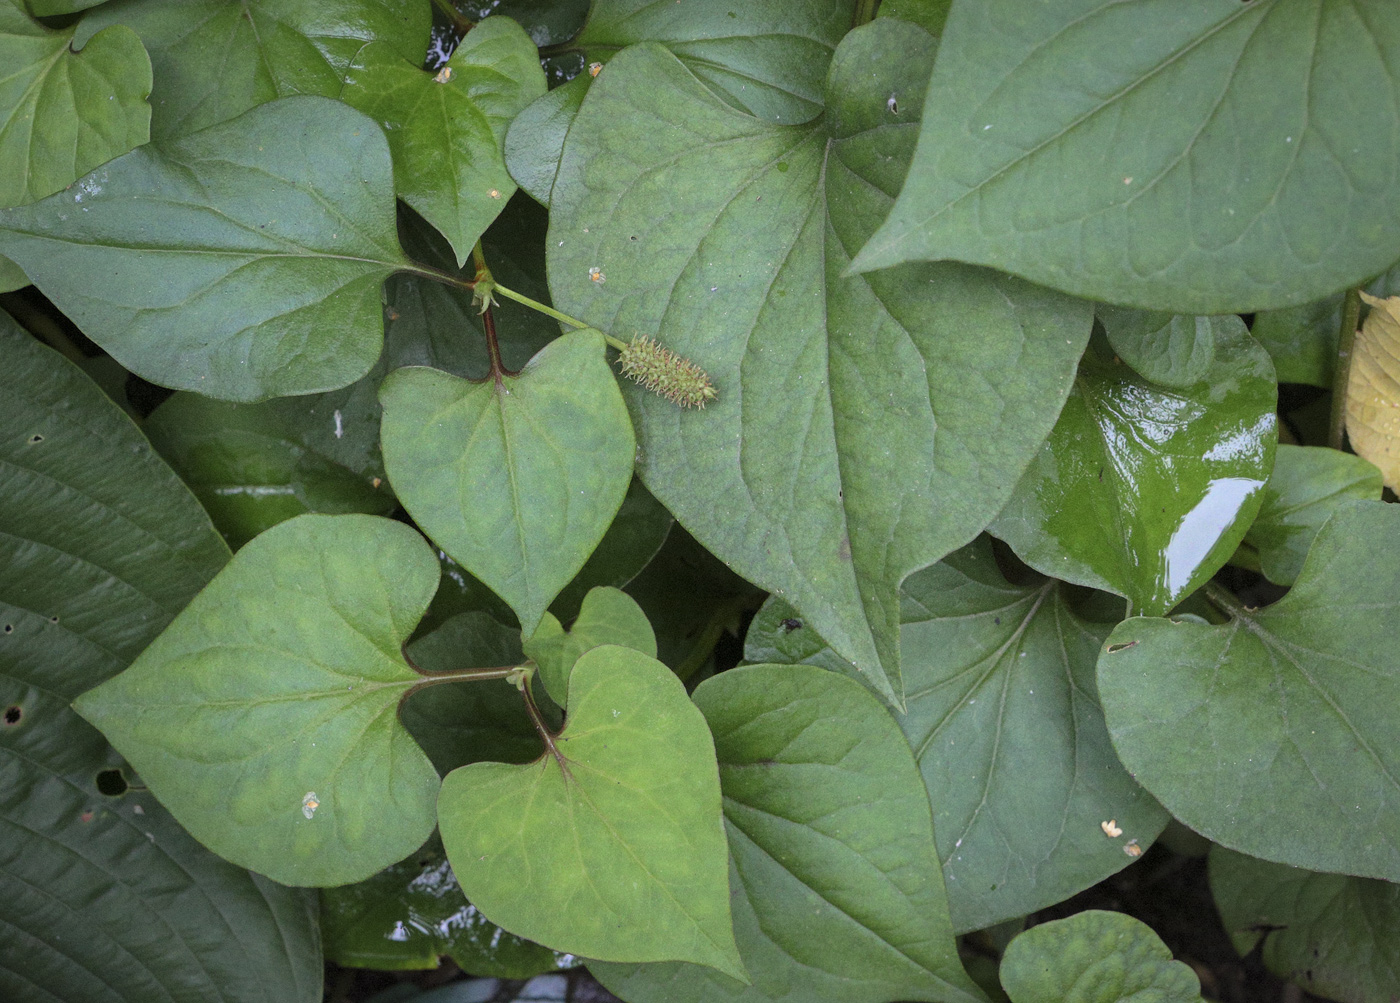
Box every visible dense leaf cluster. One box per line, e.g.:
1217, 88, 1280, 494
2, 1, 1399, 1002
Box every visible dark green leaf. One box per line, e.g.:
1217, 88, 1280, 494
851, 0, 1400, 314
878, 0, 950, 34
523, 586, 655, 705
0, 96, 414, 401
547, 22, 1091, 704
145, 381, 396, 549
379, 329, 635, 636
0, 313, 321, 1002
401, 610, 541, 775
1240, 444, 1383, 586
998, 911, 1203, 1003
456, 2, 590, 47
744, 539, 1168, 932
551, 477, 672, 621
992, 321, 1277, 616
322, 836, 572, 977
74, 0, 429, 139
593, 663, 986, 1003
1211, 845, 1400, 1003
0, 255, 24, 291
0, 4, 150, 208
1098, 501, 1400, 881
1096, 307, 1221, 389
340, 17, 545, 266
74, 513, 444, 887
439, 645, 744, 978
503, 0, 855, 207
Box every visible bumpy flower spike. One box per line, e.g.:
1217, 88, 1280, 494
618, 335, 717, 409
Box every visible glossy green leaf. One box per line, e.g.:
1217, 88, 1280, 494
992, 321, 1277, 616
0, 3, 151, 209
1098, 501, 1400, 881
503, 0, 854, 207
379, 329, 635, 637
1211, 845, 1400, 1003
74, 513, 445, 887
74, 0, 429, 139
1, 314, 321, 1002
547, 22, 1091, 704
1239, 444, 1383, 586
998, 911, 1203, 1003
341, 17, 545, 266
439, 644, 744, 978
523, 586, 655, 705
551, 477, 672, 621
400, 610, 541, 775
322, 836, 572, 977
593, 663, 986, 1003
878, 0, 950, 34
1096, 307, 1221, 390
0, 96, 414, 401
1251, 262, 1400, 388
457, 2, 590, 47
145, 381, 395, 549
851, 0, 1400, 314
744, 539, 1168, 933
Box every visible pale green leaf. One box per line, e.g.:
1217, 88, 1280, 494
523, 586, 655, 706
744, 539, 1168, 933
593, 663, 986, 1003
1239, 444, 1383, 586
1, 313, 321, 1002
1097, 501, 1400, 881
546, 22, 1090, 704
379, 329, 635, 636
439, 644, 744, 979
1211, 845, 1400, 1003
999, 911, 1203, 1003
74, 0, 429, 139
340, 17, 546, 266
992, 321, 1277, 616
0, 95, 413, 401
74, 513, 444, 887
851, 0, 1400, 314
1096, 307, 1221, 389
0, 3, 150, 208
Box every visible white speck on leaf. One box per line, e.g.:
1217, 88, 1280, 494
1101, 819, 1122, 838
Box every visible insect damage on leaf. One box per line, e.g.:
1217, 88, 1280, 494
618, 335, 717, 409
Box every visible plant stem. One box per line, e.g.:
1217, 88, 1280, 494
852, 0, 880, 27
521, 678, 571, 775
1203, 581, 1251, 620
431, 0, 474, 35
1328, 286, 1362, 451
482, 303, 513, 381
403, 262, 477, 293
490, 281, 629, 351
471, 240, 489, 280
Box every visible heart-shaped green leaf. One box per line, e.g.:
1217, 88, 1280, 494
551, 477, 673, 621
1097, 500, 1400, 881
74, 513, 446, 887
322, 835, 572, 977
74, 0, 429, 139
1211, 845, 1400, 1003
1, 313, 321, 1002
0, 95, 415, 401
438, 644, 743, 979
524, 586, 655, 705
379, 329, 635, 637
144, 381, 396, 549
340, 17, 545, 266
504, 0, 855, 206
592, 663, 986, 1003
0, 4, 150, 209
745, 539, 1168, 933
1238, 444, 1383, 586
992, 321, 1276, 616
546, 21, 1091, 704
998, 911, 1203, 1003
851, 0, 1400, 315
1096, 307, 1221, 390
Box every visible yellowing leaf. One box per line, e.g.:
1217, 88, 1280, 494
1347, 292, 1400, 491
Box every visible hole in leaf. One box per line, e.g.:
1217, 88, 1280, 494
49, 615, 59, 624
3, 624, 12, 634
27, 434, 43, 444
1106, 641, 1137, 654
95, 768, 129, 796
3, 705, 21, 725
